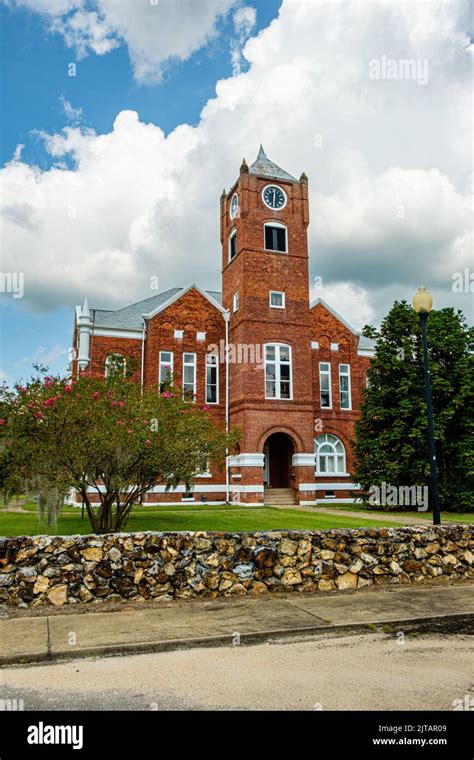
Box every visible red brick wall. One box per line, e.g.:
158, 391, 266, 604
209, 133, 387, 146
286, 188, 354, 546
309, 302, 371, 474
221, 168, 315, 457
70, 166, 373, 503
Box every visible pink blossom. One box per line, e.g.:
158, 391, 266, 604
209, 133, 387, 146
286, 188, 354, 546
27, 403, 34, 409
127, 429, 133, 433
145, 439, 151, 445
118, 401, 125, 407
64, 385, 72, 393
0, 419, 5, 425
162, 392, 171, 399
92, 392, 100, 399
44, 398, 56, 407
202, 405, 209, 411
35, 412, 44, 420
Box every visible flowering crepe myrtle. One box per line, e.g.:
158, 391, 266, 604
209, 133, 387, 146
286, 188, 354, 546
0, 369, 239, 534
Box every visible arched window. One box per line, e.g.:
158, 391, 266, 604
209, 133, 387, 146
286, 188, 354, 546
264, 221, 287, 252
105, 353, 126, 378
315, 434, 346, 474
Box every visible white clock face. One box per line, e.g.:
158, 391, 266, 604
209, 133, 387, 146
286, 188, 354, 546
262, 185, 287, 210
230, 193, 239, 219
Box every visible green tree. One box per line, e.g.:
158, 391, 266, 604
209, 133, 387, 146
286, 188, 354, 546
0, 371, 238, 534
354, 301, 474, 512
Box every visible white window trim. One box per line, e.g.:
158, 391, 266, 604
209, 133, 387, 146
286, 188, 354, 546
264, 221, 288, 253
104, 353, 126, 378
205, 353, 219, 405
159, 351, 173, 388
233, 292, 239, 312
269, 290, 285, 309
228, 228, 237, 262
314, 434, 346, 476
264, 342, 293, 400
182, 352, 197, 401
319, 361, 332, 409
174, 329, 184, 340
339, 363, 352, 410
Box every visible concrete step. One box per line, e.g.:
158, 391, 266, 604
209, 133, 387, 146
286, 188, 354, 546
264, 488, 297, 506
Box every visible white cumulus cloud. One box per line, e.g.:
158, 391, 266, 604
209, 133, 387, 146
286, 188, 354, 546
1, 0, 472, 326
3, 0, 237, 81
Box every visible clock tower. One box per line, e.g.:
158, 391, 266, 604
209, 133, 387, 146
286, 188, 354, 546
220, 146, 316, 503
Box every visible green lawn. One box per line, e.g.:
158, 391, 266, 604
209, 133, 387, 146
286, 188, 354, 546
0, 502, 406, 536
1, 500, 471, 537
318, 503, 474, 523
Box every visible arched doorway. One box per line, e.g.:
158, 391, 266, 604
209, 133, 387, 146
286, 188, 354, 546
263, 432, 294, 488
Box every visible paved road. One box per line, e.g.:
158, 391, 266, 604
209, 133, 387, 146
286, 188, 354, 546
1, 632, 472, 711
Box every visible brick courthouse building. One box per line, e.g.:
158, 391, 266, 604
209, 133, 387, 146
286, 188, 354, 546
72, 147, 374, 506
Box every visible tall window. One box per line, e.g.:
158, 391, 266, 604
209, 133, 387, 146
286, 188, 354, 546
265, 344, 292, 399
319, 362, 332, 408
105, 353, 126, 378
315, 434, 346, 474
159, 351, 173, 392
339, 364, 351, 410
182, 353, 196, 400
233, 292, 239, 312
206, 354, 219, 404
228, 229, 237, 261
264, 222, 287, 252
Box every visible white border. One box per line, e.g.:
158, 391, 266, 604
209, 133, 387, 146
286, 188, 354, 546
229, 192, 239, 220
269, 290, 285, 309
261, 184, 288, 210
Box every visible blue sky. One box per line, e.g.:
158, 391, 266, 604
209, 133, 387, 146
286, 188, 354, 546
0, 0, 471, 388
0, 0, 281, 385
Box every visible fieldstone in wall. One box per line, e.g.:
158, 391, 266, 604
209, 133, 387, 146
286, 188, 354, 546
0, 526, 473, 607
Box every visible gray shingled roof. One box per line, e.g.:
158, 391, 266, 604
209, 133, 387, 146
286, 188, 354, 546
90, 286, 375, 354
358, 334, 376, 351
249, 145, 298, 183
91, 287, 222, 330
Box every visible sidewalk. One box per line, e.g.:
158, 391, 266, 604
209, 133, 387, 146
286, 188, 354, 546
0, 584, 472, 666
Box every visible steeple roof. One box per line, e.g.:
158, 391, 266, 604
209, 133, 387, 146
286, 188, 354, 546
249, 144, 298, 183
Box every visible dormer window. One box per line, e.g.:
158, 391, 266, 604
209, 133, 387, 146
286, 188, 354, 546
228, 229, 237, 261
264, 222, 287, 253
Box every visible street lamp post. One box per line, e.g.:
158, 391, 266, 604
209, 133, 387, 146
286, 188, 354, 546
412, 286, 441, 525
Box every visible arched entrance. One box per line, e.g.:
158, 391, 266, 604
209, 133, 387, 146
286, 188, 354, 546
263, 432, 294, 488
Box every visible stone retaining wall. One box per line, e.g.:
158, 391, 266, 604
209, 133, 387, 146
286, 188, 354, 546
0, 525, 473, 607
